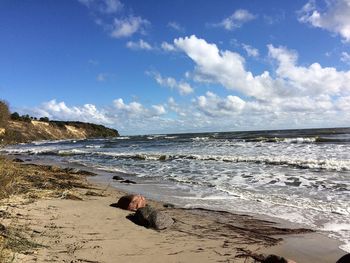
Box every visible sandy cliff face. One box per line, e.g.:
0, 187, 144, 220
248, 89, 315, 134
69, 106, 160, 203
0, 120, 119, 144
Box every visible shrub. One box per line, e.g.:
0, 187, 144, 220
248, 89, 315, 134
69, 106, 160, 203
10, 112, 20, 120
39, 117, 49, 122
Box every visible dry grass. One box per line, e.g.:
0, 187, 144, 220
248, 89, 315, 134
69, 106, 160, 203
0, 156, 94, 261
0, 157, 21, 199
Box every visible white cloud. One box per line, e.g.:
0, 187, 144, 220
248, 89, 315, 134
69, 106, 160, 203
161, 41, 176, 52
242, 43, 259, 57
174, 35, 278, 100
298, 0, 350, 42
110, 16, 149, 38
214, 9, 256, 30
152, 104, 166, 115
35, 100, 111, 124
113, 98, 143, 114
196, 91, 246, 117
113, 98, 166, 117
341, 51, 350, 64
149, 71, 194, 95
267, 44, 350, 96
78, 0, 123, 14
126, 39, 153, 50
166, 97, 187, 117
167, 21, 184, 32
174, 35, 350, 101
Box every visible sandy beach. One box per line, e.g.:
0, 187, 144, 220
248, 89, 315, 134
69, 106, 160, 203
0, 157, 346, 263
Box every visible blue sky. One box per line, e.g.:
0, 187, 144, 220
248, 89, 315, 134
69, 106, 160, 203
1, 0, 350, 135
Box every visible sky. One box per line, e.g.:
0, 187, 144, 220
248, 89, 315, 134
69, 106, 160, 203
1, 0, 350, 135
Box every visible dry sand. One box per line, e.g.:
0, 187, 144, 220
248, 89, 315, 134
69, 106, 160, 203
0, 160, 347, 263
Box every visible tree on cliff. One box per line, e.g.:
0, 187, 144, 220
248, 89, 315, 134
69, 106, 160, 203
0, 100, 10, 128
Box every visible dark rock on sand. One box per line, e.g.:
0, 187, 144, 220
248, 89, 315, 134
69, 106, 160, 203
63, 167, 97, 176
262, 255, 296, 263
135, 206, 174, 230
337, 254, 350, 263
13, 158, 24, 162
112, 175, 124, 181
0, 223, 6, 233
13, 158, 24, 163
116, 195, 146, 211
163, 203, 175, 208
120, 179, 136, 184
135, 206, 156, 227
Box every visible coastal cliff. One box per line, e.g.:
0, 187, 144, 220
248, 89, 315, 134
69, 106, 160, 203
0, 120, 119, 144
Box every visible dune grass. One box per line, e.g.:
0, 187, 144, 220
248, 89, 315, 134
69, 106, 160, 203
0, 157, 21, 200
0, 157, 94, 261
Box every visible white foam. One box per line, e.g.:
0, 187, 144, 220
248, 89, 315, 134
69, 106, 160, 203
323, 223, 350, 232
282, 137, 317, 143
192, 137, 209, 141
85, 145, 102, 148
340, 243, 350, 253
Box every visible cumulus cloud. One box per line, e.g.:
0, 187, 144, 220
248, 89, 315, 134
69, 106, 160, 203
298, 0, 350, 42
78, 0, 123, 14
174, 35, 279, 100
113, 98, 143, 114
110, 16, 149, 38
242, 43, 259, 57
267, 44, 350, 96
149, 71, 194, 95
34, 100, 111, 124
174, 35, 350, 101
126, 39, 153, 50
214, 9, 256, 30
196, 91, 246, 117
113, 98, 166, 117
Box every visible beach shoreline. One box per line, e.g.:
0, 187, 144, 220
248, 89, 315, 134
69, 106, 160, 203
0, 156, 347, 262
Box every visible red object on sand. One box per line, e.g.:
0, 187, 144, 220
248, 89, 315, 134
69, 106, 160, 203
117, 195, 146, 211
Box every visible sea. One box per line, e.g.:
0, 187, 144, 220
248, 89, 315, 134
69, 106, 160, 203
1, 128, 350, 252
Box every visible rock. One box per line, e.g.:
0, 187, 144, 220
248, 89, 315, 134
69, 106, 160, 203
13, 158, 24, 162
63, 168, 96, 176
263, 255, 288, 263
112, 175, 124, 181
337, 254, 350, 263
163, 203, 175, 208
76, 170, 97, 176
134, 206, 174, 230
117, 195, 146, 211
120, 179, 136, 184
0, 223, 5, 233
135, 206, 156, 227
148, 210, 174, 230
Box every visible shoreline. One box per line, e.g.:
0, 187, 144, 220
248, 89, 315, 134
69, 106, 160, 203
0, 156, 347, 262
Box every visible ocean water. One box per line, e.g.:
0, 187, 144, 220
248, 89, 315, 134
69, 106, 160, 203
1, 128, 350, 252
